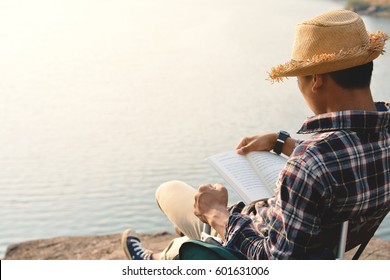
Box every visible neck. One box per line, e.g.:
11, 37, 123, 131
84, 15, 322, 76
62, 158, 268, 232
312, 74, 376, 113
325, 87, 376, 112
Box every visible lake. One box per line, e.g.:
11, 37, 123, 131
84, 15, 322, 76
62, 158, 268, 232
0, 0, 389, 258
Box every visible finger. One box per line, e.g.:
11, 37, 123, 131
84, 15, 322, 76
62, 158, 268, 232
215, 183, 229, 202
193, 208, 206, 223
235, 136, 251, 150
194, 212, 206, 223
214, 183, 226, 192
237, 142, 253, 155
236, 138, 253, 155
198, 183, 213, 193
193, 193, 207, 223
193, 194, 202, 219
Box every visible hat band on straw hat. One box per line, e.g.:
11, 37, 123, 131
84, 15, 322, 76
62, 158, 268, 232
268, 10, 389, 82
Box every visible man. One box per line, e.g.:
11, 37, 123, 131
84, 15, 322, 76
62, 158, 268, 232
122, 9, 390, 260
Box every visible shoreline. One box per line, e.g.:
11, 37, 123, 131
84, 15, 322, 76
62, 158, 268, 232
3, 231, 177, 260
3, 232, 390, 260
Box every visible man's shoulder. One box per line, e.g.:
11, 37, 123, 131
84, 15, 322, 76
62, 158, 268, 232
290, 130, 352, 166
293, 131, 344, 155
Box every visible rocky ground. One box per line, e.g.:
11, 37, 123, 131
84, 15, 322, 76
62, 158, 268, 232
3, 232, 390, 260
3, 231, 176, 260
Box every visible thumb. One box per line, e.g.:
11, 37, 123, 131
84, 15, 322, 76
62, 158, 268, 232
237, 143, 253, 155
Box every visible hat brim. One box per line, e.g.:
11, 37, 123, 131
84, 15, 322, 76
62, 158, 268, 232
268, 31, 388, 82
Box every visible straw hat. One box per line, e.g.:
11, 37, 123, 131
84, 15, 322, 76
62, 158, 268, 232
268, 9, 388, 82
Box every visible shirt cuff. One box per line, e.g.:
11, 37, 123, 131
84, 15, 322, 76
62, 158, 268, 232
224, 213, 252, 249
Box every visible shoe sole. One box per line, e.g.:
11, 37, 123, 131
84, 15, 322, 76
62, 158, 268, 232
121, 228, 134, 260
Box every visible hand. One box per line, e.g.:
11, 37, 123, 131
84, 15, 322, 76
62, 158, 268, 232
194, 183, 230, 237
235, 133, 277, 155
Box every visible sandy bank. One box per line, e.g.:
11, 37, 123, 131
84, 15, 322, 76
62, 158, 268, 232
3, 231, 176, 260
3, 232, 390, 260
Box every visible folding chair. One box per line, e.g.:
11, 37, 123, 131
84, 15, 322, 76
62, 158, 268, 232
202, 209, 389, 260
323, 209, 390, 260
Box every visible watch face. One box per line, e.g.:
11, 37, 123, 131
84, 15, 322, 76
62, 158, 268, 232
278, 131, 290, 140
280, 130, 290, 137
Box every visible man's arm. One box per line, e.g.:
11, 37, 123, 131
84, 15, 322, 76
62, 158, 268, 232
236, 133, 297, 157
224, 156, 327, 259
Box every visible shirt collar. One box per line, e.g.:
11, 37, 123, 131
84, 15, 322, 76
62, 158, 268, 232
297, 110, 390, 134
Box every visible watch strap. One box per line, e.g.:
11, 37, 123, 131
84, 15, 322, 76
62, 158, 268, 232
273, 131, 290, 155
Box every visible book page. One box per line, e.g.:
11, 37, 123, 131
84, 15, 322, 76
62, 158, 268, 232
207, 151, 272, 203
247, 151, 287, 193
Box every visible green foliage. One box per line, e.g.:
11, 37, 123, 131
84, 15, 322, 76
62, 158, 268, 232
346, 0, 390, 17
347, 0, 370, 11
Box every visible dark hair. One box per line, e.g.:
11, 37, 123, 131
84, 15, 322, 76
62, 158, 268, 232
328, 61, 373, 89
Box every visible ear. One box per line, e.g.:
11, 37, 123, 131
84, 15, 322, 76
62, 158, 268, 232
311, 74, 324, 93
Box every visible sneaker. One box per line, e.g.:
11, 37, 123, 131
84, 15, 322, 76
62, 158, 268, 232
121, 229, 153, 260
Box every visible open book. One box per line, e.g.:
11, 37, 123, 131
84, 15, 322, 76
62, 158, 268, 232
207, 151, 287, 204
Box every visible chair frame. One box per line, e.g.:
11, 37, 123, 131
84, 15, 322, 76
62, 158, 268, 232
334, 210, 389, 260
202, 209, 389, 260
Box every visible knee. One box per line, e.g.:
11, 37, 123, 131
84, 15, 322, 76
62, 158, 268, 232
155, 180, 188, 202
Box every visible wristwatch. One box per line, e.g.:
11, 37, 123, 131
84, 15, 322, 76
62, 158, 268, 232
273, 130, 290, 155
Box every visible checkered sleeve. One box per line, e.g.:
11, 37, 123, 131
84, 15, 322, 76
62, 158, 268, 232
269, 152, 331, 258
224, 213, 269, 259
224, 147, 331, 259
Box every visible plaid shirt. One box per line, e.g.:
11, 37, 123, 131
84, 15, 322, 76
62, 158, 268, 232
224, 103, 390, 259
